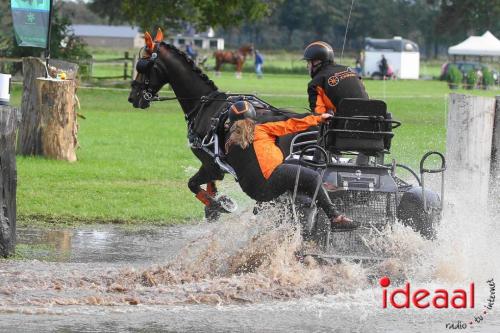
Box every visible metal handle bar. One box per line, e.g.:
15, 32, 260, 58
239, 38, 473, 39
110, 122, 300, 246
420, 151, 446, 174
331, 116, 401, 129
298, 145, 329, 168
419, 151, 446, 213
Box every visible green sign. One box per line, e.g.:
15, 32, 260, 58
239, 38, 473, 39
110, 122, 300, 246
11, 0, 51, 48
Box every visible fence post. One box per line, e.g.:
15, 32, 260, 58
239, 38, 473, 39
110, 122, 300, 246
0, 106, 19, 257
124, 51, 129, 80
132, 54, 137, 80
490, 96, 500, 212
445, 93, 496, 213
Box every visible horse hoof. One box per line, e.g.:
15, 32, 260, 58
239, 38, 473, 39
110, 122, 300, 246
216, 195, 237, 213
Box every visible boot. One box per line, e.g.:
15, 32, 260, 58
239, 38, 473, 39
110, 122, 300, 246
331, 215, 360, 231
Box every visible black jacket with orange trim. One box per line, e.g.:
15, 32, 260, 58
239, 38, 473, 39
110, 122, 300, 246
307, 63, 368, 114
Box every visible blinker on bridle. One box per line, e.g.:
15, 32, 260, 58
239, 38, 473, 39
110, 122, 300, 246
135, 43, 161, 102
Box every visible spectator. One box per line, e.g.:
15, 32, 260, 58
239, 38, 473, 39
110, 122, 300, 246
354, 57, 362, 76
185, 42, 198, 61
378, 54, 388, 77
255, 50, 264, 78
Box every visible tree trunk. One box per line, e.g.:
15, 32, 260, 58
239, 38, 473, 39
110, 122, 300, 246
0, 106, 19, 257
17, 57, 46, 155
36, 78, 78, 162
17, 57, 79, 159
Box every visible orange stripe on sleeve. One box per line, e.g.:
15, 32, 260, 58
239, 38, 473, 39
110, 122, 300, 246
315, 86, 335, 114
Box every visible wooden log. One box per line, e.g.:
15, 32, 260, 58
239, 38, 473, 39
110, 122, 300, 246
17, 57, 46, 155
17, 57, 79, 157
36, 78, 78, 162
0, 106, 19, 257
445, 93, 496, 212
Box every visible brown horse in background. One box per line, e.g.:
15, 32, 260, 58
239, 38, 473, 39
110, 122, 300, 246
213, 44, 253, 79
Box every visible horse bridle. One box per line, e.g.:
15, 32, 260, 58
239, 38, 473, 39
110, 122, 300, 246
134, 42, 164, 102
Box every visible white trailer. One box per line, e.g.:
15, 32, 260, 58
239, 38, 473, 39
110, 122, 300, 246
363, 37, 420, 79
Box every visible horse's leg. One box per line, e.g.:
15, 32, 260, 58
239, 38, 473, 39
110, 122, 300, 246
235, 61, 242, 79
188, 165, 221, 206
188, 165, 225, 221
214, 58, 221, 77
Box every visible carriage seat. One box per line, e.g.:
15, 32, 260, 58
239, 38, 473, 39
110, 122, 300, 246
325, 98, 394, 156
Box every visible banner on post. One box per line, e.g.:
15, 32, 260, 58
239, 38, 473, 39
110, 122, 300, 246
11, 0, 51, 48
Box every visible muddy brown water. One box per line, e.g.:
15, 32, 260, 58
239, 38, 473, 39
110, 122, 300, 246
1, 203, 499, 332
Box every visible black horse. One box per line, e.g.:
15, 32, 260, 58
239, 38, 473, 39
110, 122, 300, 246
128, 32, 304, 220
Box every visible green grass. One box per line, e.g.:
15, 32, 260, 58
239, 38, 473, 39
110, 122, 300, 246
10, 75, 499, 225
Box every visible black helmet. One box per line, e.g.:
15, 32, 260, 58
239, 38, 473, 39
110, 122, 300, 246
228, 100, 256, 122
303, 41, 334, 63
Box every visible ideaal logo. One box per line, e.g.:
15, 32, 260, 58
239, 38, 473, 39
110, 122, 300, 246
379, 277, 496, 329
380, 276, 475, 309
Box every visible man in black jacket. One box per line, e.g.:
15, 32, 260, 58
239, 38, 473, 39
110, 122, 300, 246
303, 41, 368, 115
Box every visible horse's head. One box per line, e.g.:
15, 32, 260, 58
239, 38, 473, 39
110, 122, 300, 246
129, 29, 168, 109
239, 44, 254, 56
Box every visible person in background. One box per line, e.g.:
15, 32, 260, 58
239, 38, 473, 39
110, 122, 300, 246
378, 54, 388, 77
255, 49, 264, 78
185, 42, 198, 61
354, 56, 362, 76
225, 100, 359, 231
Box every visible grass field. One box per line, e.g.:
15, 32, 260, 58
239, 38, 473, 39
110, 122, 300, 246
10, 73, 499, 225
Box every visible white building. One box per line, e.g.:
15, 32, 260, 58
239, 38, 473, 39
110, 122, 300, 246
363, 36, 420, 79
168, 34, 224, 50
71, 25, 143, 49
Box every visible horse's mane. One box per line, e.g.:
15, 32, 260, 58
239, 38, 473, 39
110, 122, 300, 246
161, 42, 219, 91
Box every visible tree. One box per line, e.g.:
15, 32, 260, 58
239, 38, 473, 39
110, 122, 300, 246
431, 0, 500, 40
116, 0, 282, 32
88, 0, 127, 25
0, 0, 14, 55
60, 0, 105, 25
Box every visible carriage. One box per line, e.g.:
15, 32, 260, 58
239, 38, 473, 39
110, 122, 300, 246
206, 95, 446, 263
129, 37, 446, 263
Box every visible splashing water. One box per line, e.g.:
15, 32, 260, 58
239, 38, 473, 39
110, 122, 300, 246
0, 181, 498, 332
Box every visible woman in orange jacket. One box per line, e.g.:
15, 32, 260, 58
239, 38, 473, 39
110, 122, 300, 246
225, 101, 358, 231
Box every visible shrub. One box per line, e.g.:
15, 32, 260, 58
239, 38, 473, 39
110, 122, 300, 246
446, 65, 462, 87
482, 68, 494, 87
465, 69, 477, 89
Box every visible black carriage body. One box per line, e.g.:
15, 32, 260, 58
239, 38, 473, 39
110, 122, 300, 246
323, 164, 399, 226
289, 98, 445, 258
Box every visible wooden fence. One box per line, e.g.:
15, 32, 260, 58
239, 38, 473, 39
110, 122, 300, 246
0, 51, 136, 81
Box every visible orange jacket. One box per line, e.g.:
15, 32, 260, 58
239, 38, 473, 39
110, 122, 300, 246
254, 114, 322, 179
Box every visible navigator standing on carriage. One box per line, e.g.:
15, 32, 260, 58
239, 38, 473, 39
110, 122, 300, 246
303, 41, 368, 114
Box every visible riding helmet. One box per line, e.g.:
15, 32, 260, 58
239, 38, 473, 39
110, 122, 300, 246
303, 41, 335, 63
228, 100, 256, 122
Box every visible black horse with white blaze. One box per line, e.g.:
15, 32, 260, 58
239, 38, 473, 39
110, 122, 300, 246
128, 31, 302, 220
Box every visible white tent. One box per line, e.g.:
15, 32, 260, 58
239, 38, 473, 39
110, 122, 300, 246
448, 31, 500, 57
